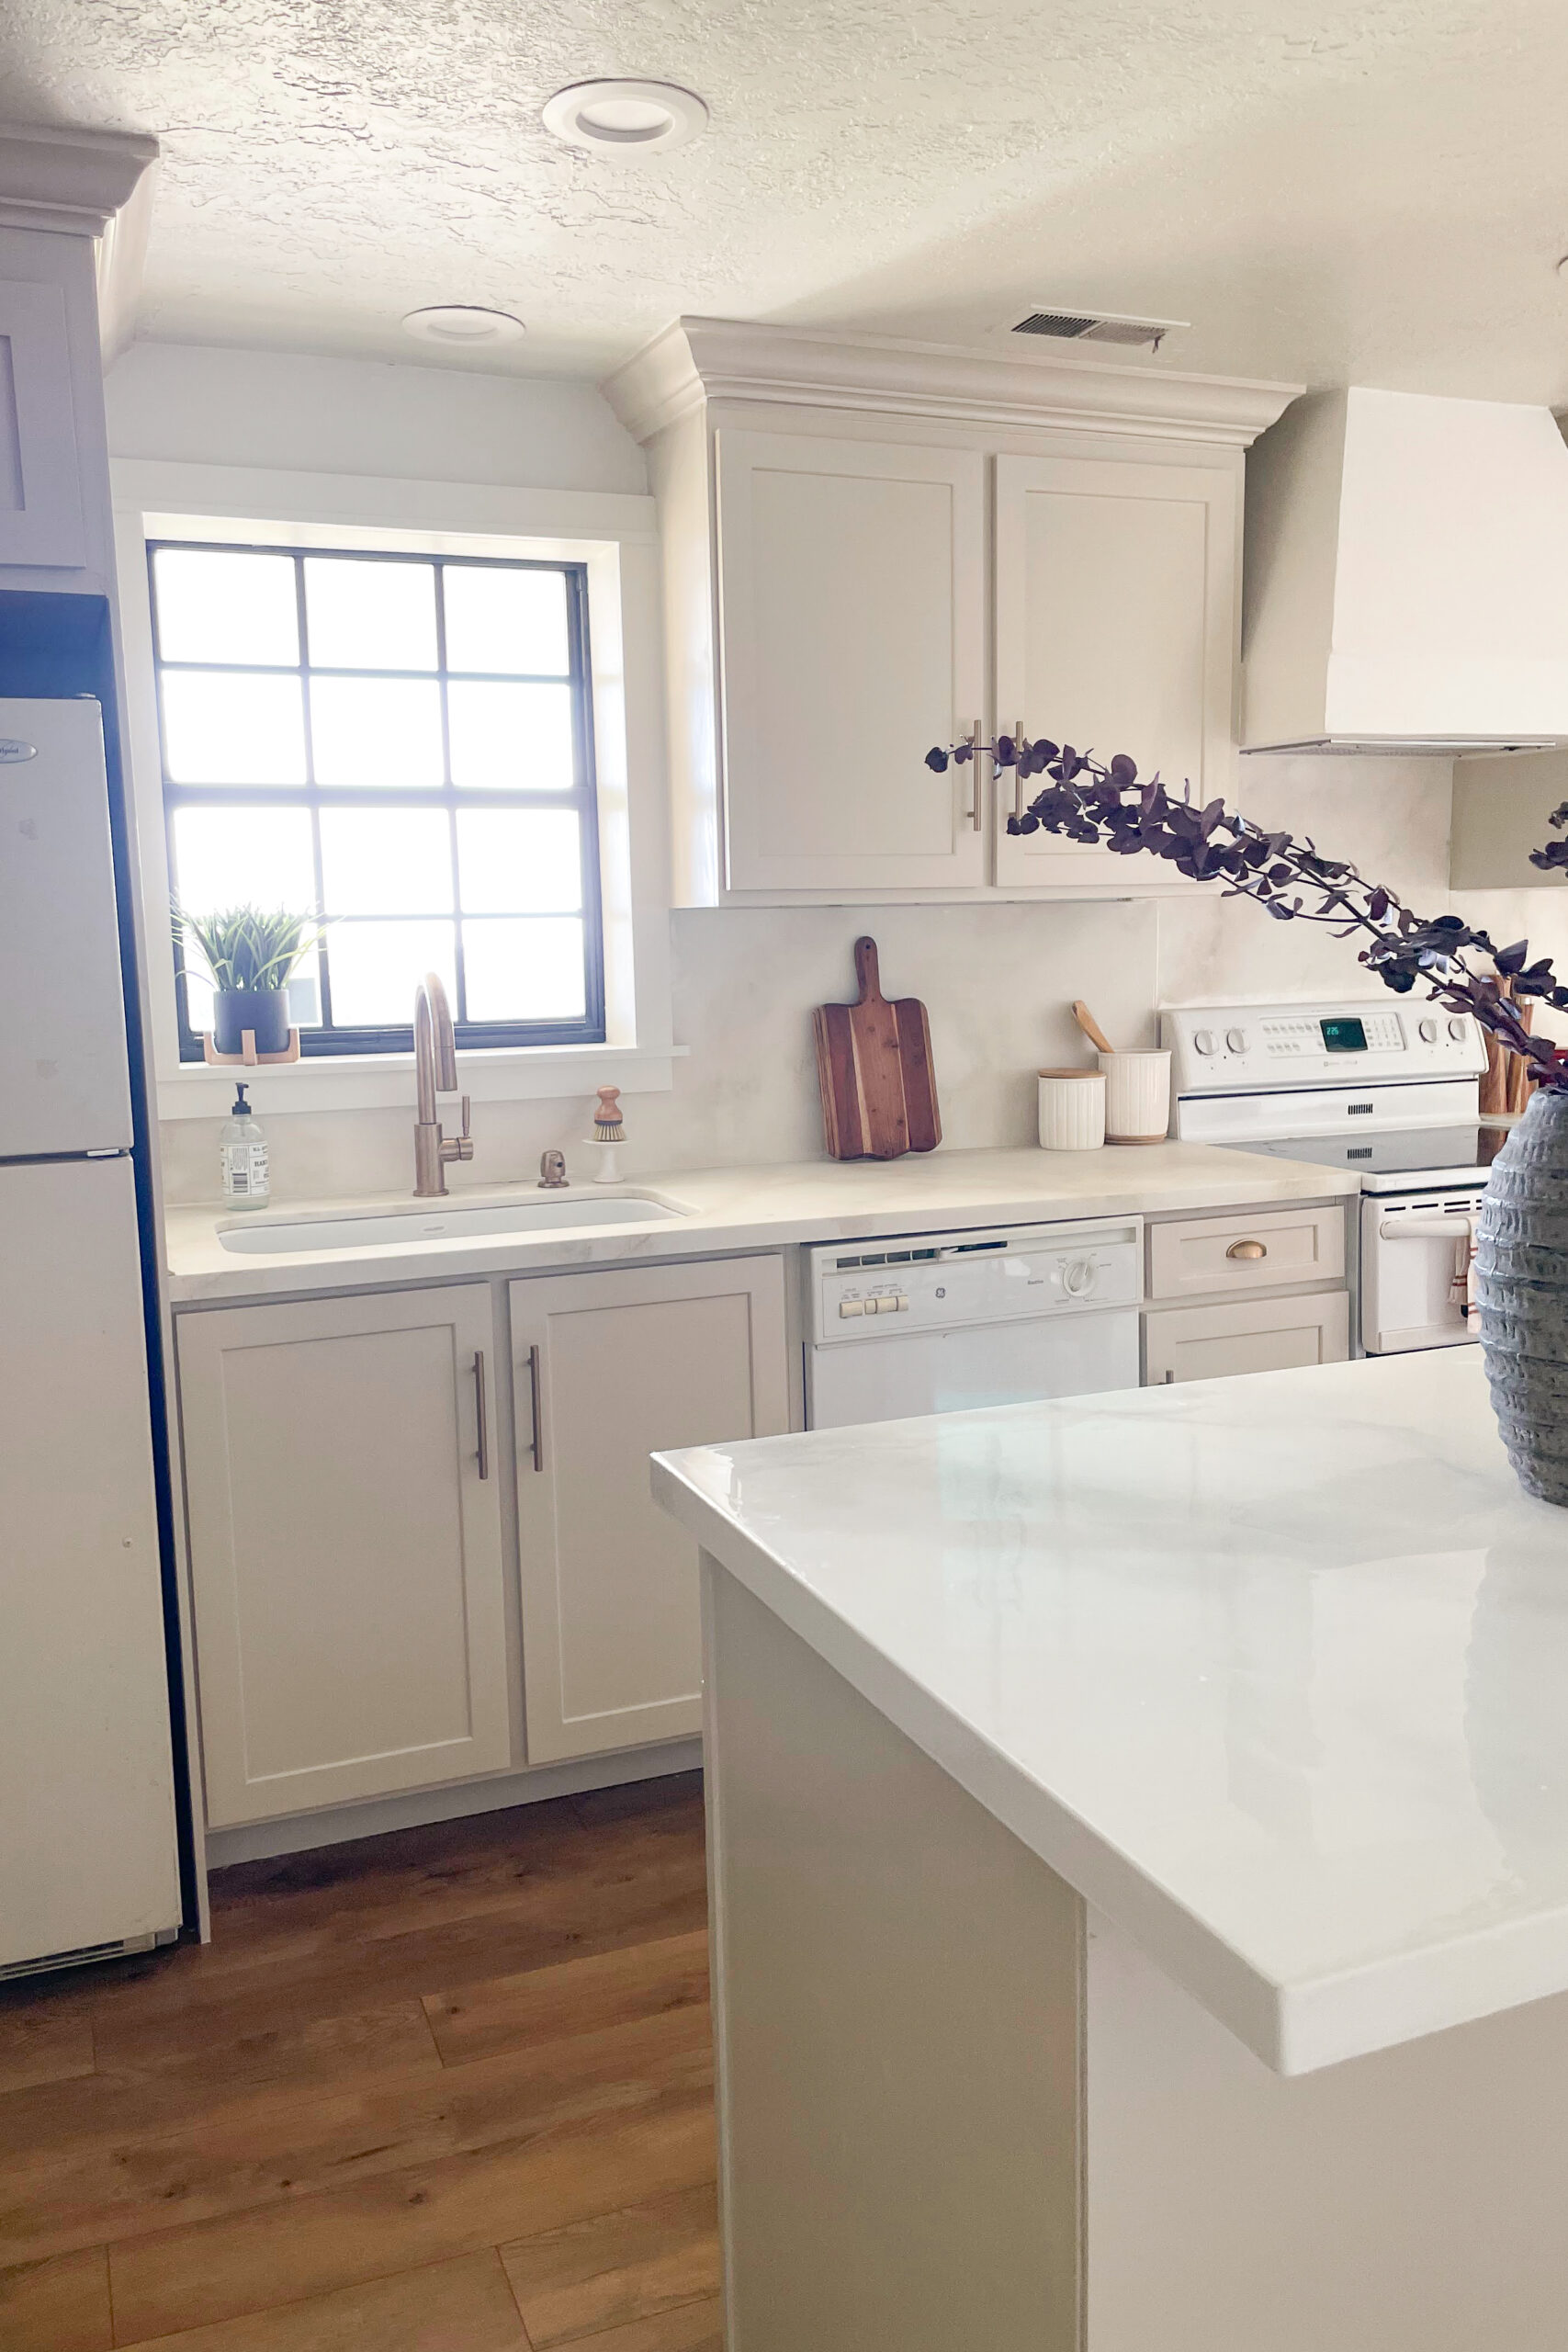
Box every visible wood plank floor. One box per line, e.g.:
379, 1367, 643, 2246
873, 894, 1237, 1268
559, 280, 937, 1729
0, 1774, 722, 2350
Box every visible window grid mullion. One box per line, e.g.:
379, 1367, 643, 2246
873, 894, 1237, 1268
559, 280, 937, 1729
164, 786, 583, 809
567, 565, 604, 1038
292, 552, 339, 1035
156, 659, 572, 688
434, 560, 468, 1026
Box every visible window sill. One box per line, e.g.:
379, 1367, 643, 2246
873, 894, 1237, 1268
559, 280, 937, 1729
155, 1040, 686, 1122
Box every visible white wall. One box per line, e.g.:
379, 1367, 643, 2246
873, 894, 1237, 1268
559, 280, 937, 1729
114, 342, 1517, 1208
106, 341, 647, 492
157, 752, 1464, 1204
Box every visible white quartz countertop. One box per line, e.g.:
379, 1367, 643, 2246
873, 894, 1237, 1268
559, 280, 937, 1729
654, 1348, 1568, 2075
163, 1141, 1357, 1303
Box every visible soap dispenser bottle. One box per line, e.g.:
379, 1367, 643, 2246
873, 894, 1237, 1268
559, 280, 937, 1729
220, 1083, 270, 1209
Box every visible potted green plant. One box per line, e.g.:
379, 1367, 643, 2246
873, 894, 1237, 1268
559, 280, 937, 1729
923, 730, 1568, 1503
172, 903, 325, 1057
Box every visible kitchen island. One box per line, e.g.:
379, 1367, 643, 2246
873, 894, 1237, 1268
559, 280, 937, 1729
654, 1348, 1568, 2351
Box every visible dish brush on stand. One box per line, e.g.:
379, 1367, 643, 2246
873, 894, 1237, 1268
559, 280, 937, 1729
585, 1086, 626, 1184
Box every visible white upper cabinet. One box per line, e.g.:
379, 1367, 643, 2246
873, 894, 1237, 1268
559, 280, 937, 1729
0, 128, 160, 594
0, 278, 86, 571
992, 452, 1241, 896
603, 319, 1298, 905
716, 430, 986, 892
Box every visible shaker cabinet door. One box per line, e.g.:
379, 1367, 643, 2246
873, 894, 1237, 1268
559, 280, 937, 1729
992, 451, 1239, 894
512, 1255, 790, 1762
179, 1284, 512, 1826
716, 429, 987, 893
0, 278, 87, 569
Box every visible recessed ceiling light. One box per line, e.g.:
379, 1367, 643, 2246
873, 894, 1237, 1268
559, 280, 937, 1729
543, 79, 708, 157
401, 305, 526, 346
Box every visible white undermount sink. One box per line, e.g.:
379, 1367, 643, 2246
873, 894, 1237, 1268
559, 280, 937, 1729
218, 1193, 688, 1255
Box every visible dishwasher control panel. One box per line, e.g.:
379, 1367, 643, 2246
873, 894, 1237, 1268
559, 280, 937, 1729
807, 1219, 1142, 1342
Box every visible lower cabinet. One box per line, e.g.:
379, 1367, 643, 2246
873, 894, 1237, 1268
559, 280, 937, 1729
511, 1256, 790, 1763
178, 1283, 511, 1826
1144, 1291, 1350, 1385
1146, 1203, 1346, 1304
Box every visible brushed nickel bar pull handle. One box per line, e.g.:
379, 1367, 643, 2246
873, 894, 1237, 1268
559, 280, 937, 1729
525, 1342, 544, 1472
967, 718, 984, 831
474, 1351, 490, 1480
1013, 720, 1025, 822
1226, 1238, 1268, 1261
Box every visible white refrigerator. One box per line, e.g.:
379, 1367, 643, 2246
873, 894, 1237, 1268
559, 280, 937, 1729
0, 696, 182, 1975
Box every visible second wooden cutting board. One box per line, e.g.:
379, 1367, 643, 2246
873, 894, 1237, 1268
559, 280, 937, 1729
813, 935, 942, 1159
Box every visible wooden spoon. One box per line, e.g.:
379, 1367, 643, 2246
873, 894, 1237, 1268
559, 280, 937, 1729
1071, 1001, 1116, 1056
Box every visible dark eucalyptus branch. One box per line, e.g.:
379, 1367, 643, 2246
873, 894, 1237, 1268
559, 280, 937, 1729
923, 734, 1568, 1091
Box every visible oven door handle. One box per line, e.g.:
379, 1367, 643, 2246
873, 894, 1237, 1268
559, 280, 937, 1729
1378, 1213, 1477, 1239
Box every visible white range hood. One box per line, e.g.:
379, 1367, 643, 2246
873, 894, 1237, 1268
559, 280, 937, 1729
1242, 387, 1568, 754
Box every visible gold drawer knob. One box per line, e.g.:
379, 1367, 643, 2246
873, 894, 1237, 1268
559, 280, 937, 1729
1226, 1238, 1268, 1261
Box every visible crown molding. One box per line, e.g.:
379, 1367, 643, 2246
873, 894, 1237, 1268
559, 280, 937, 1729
96, 159, 157, 363
0, 120, 159, 237
603, 315, 1303, 449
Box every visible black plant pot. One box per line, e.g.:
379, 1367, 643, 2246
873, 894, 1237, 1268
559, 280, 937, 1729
213, 989, 291, 1057
1475, 1089, 1568, 1505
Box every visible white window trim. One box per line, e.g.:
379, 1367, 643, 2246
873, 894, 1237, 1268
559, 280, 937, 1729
111, 457, 680, 1120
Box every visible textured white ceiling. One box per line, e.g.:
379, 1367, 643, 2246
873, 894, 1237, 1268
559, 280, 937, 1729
6, 0, 1568, 398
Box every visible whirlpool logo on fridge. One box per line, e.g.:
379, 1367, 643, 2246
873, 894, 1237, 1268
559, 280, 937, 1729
0, 740, 39, 763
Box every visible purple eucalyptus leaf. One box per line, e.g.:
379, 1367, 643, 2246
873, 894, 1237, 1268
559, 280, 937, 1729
907, 729, 1568, 1087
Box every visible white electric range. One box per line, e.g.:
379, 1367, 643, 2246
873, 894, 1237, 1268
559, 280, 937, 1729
1160, 1000, 1505, 1355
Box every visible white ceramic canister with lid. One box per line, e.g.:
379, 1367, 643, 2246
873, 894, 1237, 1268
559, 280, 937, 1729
1038, 1069, 1107, 1150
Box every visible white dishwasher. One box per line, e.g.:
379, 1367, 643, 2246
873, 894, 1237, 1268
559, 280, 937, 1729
805, 1218, 1143, 1430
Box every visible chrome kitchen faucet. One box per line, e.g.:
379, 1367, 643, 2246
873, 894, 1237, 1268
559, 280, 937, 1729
412, 971, 474, 1197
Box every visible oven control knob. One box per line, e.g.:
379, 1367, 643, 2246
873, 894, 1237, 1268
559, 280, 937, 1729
1418, 1018, 1438, 1042
1194, 1028, 1217, 1055
1225, 1026, 1248, 1053
1448, 1017, 1467, 1042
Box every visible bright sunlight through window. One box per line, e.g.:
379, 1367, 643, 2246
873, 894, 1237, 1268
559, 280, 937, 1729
151, 541, 605, 1057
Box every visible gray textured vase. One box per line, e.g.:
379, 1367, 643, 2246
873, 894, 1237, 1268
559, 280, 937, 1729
1476, 1088, 1568, 1505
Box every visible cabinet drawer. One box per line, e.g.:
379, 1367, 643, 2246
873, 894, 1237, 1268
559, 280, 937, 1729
1144, 1292, 1349, 1385
1146, 1203, 1345, 1301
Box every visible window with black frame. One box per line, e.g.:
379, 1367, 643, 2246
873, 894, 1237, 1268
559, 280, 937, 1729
150, 540, 605, 1058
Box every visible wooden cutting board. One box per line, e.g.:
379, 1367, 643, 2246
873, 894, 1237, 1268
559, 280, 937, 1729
813, 936, 942, 1159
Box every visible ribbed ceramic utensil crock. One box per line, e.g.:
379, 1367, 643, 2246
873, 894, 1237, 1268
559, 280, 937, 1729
1476, 1090, 1568, 1505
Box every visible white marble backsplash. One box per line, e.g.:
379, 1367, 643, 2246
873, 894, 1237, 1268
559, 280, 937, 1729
161, 754, 1551, 1206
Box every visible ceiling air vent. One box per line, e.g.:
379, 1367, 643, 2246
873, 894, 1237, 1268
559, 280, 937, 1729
1012, 307, 1187, 351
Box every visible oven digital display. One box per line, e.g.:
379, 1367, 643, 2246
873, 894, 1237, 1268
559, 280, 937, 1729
1320, 1016, 1368, 1053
